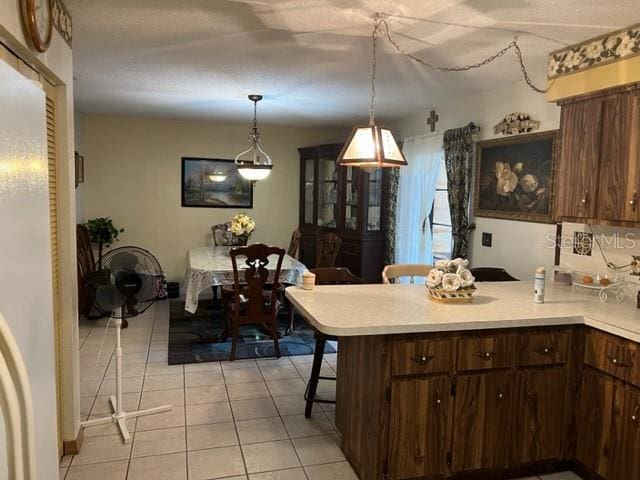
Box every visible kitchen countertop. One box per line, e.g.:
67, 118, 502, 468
285, 281, 640, 342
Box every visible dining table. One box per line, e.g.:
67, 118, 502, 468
183, 245, 307, 314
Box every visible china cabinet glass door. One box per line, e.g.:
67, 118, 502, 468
367, 169, 383, 231
317, 158, 338, 228
344, 166, 359, 231
303, 158, 315, 224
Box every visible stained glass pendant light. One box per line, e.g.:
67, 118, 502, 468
235, 94, 273, 181
337, 16, 407, 168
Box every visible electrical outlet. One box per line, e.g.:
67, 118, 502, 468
482, 232, 492, 247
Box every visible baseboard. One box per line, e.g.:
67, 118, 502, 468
63, 427, 84, 456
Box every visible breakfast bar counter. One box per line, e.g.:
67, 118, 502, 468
286, 281, 640, 342
286, 282, 640, 480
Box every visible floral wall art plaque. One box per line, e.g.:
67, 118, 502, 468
474, 131, 558, 223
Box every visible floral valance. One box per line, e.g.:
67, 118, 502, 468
547, 23, 640, 79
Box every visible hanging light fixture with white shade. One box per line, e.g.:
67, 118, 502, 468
337, 14, 407, 168
235, 94, 273, 181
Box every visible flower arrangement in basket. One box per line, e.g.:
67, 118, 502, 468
426, 258, 476, 303
230, 213, 255, 245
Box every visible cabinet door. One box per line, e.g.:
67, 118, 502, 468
301, 158, 316, 225
451, 372, 513, 472
576, 369, 625, 478
342, 166, 359, 232
624, 91, 640, 222
514, 368, 567, 464
610, 387, 640, 480
556, 99, 603, 219
388, 376, 451, 479
597, 92, 635, 221
317, 158, 338, 228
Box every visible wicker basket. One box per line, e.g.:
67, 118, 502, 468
428, 286, 475, 303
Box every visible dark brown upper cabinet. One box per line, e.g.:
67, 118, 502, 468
555, 83, 640, 225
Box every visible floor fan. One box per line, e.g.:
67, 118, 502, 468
81, 246, 172, 443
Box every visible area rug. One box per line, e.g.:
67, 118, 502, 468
168, 299, 336, 364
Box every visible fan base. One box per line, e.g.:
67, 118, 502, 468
81, 396, 172, 444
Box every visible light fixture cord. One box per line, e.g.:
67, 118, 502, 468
369, 15, 380, 126
373, 15, 547, 94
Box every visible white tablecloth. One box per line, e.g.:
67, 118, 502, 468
184, 246, 307, 313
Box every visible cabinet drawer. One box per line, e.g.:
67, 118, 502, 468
585, 330, 639, 385
457, 335, 514, 372
516, 330, 569, 367
391, 338, 455, 376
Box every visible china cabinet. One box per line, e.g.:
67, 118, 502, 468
298, 143, 386, 282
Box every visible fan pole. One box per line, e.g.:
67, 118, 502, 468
81, 307, 172, 444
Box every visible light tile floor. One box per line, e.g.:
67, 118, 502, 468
62, 300, 582, 480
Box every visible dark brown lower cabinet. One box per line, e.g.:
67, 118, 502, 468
451, 372, 513, 473
613, 387, 640, 480
514, 368, 567, 464
336, 327, 640, 480
388, 376, 451, 479
577, 369, 640, 480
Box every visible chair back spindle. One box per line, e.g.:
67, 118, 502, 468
315, 233, 342, 268
288, 229, 302, 258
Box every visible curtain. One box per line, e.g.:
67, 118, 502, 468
395, 135, 444, 266
443, 123, 478, 259
383, 168, 399, 265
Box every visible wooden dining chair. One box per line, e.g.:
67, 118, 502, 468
227, 244, 285, 361
287, 229, 302, 258
470, 267, 519, 282
315, 233, 342, 268
304, 267, 363, 418
382, 264, 433, 284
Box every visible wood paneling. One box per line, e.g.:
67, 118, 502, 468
514, 368, 567, 464
576, 369, 625, 478
625, 91, 640, 222
516, 330, 569, 367
388, 376, 451, 479
451, 371, 513, 472
457, 335, 514, 372
336, 335, 389, 480
555, 98, 603, 219
391, 338, 455, 377
597, 93, 634, 221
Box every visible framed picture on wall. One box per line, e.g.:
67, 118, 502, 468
474, 130, 558, 223
181, 157, 253, 208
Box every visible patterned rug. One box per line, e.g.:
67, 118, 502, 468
168, 299, 335, 364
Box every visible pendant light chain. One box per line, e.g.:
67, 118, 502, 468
369, 16, 380, 126
373, 15, 547, 94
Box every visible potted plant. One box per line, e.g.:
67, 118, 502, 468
85, 217, 125, 270
426, 258, 476, 303
230, 213, 255, 246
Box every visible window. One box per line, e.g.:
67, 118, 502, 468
429, 158, 452, 260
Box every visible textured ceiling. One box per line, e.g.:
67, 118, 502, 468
66, 0, 638, 127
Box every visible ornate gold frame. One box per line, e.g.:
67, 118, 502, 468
473, 130, 559, 224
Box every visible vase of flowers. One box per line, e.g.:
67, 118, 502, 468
230, 213, 255, 246
426, 258, 476, 303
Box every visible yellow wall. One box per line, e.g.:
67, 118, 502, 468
82, 114, 346, 281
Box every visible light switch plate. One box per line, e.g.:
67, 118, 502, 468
482, 232, 492, 247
